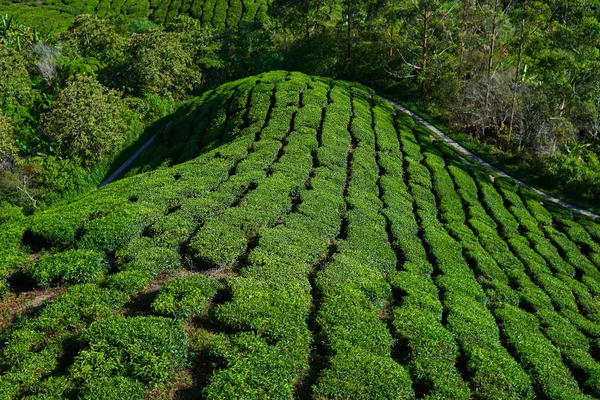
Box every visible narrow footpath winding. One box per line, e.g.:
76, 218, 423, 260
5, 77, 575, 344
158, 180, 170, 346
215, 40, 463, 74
385, 99, 600, 220
99, 135, 156, 187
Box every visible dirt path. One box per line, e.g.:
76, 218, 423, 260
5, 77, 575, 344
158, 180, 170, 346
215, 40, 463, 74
0, 288, 64, 328
385, 99, 600, 220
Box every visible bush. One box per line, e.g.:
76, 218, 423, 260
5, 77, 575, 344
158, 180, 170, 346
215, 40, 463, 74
0, 115, 19, 173
152, 274, 220, 318
28, 249, 108, 288
190, 222, 248, 268
40, 73, 131, 165
60, 15, 126, 62
79, 376, 146, 400
214, 277, 310, 341
32, 156, 88, 193
71, 316, 188, 387
314, 348, 414, 400
79, 203, 158, 252
495, 305, 588, 399
204, 332, 308, 400
105, 269, 153, 295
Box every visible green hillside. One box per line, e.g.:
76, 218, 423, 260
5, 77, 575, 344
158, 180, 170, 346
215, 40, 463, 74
2, 71, 600, 399
0, 0, 271, 32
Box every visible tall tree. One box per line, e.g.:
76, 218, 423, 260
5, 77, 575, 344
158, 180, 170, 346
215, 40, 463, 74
388, 0, 458, 96
506, 1, 551, 147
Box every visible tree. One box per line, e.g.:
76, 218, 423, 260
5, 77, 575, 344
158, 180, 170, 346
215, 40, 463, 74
0, 44, 34, 113
60, 15, 125, 63
165, 16, 225, 87
386, 0, 458, 96
506, 1, 551, 147
0, 115, 18, 173
124, 29, 202, 99
41, 73, 129, 165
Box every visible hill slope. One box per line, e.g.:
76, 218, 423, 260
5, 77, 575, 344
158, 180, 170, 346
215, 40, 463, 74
0, 0, 271, 33
2, 71, 600, 399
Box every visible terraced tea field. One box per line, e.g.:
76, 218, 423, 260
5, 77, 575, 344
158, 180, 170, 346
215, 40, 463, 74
0, 0, 271, 32
2, 71, 600, 399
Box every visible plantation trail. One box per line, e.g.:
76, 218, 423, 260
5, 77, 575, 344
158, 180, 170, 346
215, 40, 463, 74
385, 99, 600, 220
99, 134, 157, 187
0, 287, 64, 328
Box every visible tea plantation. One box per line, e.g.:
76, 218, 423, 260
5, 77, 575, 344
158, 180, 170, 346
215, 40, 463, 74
0, 0, 271, 32
3, 70, 600, 399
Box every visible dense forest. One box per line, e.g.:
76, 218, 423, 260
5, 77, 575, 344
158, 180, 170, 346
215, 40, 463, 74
1, 0, 600, 211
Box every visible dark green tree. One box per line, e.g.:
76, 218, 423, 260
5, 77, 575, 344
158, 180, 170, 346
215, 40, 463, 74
60, 15, 125, 62
0, 44, 34, 113
124, 29, 202, 99
40, 73, 129, 165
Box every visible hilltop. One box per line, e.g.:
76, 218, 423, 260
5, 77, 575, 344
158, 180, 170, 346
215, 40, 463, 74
1, 71, 600, 399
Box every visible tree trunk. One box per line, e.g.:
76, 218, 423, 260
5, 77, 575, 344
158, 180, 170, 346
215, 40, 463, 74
508, 17, 525, 148
347, 0, 351, 60
421, 7, 430, 95
483, 1, 498, 139
457, 41, 464, 102
389, 25, 394, 59
305, 0, 310, 42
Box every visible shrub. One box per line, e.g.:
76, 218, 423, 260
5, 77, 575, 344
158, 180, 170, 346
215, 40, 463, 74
495, 305, 588, 399
115, 237, 182, 275
28, 249, 108, 288
79, 203, 158, 252
203, 332, 308, 400
60, 15, 126, 62
190, 222, 247, 268
316, 287, 394, 357
29, 284, 127, 332
105, 269, 153, 295
0, 116, 19, 174
152, 274, 220, 318
314, 348, 414, 400
214, 277, 310, 341
71, 316, 188, 387
79, 376, 146, 400
32, 156, 88, 193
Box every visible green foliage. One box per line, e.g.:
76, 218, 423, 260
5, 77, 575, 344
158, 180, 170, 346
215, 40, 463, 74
40, 73, 130, 165
71, 316, 188, 387
152, 274, 220, 318
28, 249, 107, 287
204, 332, 307, 400
32, 156, 87, 192
314, 348, 414, 400
496, 305, 589, 399
60, 15, 125, 62
124, 30, 201, 99
105, 269, 153, 295
0, 43, 34, 112
78, 376, 146, 400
